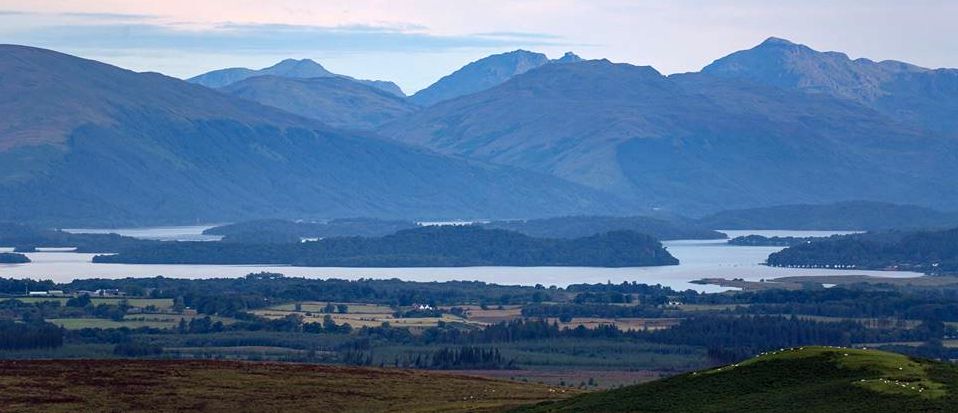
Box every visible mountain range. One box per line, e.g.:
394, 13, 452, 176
702, 37, 958, 135
188, 58, 405, 97
2, 38, 958, 225
379, 39, 958, 214
0, 45, 620, 225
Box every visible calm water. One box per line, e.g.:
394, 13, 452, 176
63, 225, 223, 241
0, 227, 922, 292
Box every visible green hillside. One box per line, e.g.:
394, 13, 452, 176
513, 347, 958, 413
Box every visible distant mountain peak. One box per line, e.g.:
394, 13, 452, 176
758, 36, 797, 47
701, 37, 932, 103
409, 49, 551, 106
271, 58, 324, 69
554, 52, 584, 63
188, 58, 404, 96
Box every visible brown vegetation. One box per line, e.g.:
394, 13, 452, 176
0, 360, 574, 412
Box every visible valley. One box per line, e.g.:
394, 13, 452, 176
2, 5, 958, 411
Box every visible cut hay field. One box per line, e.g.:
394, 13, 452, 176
0, 360, 575, 412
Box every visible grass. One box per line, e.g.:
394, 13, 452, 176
255, 303, 477, 329
47, 318, 176, 329
0, 359, 575, 412
546, 317, 681, 331
48, 314, 238, 330
512, 346, 958, 413
12, 297, 173, 309
374, 339, 706, 372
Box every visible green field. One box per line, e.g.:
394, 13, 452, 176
13, 296, 173, 309
513, 347, 958, 412
48, 314, 237, 330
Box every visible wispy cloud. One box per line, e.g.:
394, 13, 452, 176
58, 12, 158, 20
0, 9, 158, 20
474, 31, 564, 40
1, 18, 563, 54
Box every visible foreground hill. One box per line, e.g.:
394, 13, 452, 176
188, 58, 405, 96
0, 45, 621, 225
220, 75, 417, 129
380, 40, 958, 214
698, 201, 958, 230
514, 347, 958, 413
0, 360, 571, 413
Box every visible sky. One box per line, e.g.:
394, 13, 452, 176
1, 1, 956, 94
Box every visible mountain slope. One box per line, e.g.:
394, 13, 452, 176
380, 58, 958, 214
220, 76, 417, 129
188, 58, 405, 96
514, 347, 958, 413
0, 45, 622, 225
409, 50, 550, 106
703, 37, 958, 134
698, 201, 958, 230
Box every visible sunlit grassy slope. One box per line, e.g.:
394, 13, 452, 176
512, 346, 958, 413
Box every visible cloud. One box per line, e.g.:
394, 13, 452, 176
0, 9, 157, 20
1, 14, 564, 55
474, 31, 564, 40
58, 12, 158, 20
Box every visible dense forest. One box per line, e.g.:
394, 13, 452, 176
204, 218, 419, 242
767, 228, 958, 274
94, 226, 679, 267
0, 223, 156, 253
0, 253, 30, 263
482, 216, 725, 240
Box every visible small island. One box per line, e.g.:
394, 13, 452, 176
0, 252, 30, 264
766, 227, 958, 275
96, 226, 679, 268
727, 234, 822, 247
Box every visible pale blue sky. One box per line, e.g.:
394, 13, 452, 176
1, 1, 955, 93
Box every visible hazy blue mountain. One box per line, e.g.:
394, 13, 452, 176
697, 201, 958, 231
703, 37, 958, 134
220, 76, 417, 129
188, 58, 405, 96
0, 45, 623, 226
409, 50, 551, 106
380, 57, 958, 214
554, 52, 584, 63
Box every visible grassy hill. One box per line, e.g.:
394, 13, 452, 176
0, 360, 574, 412
513, 347, 958, 413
